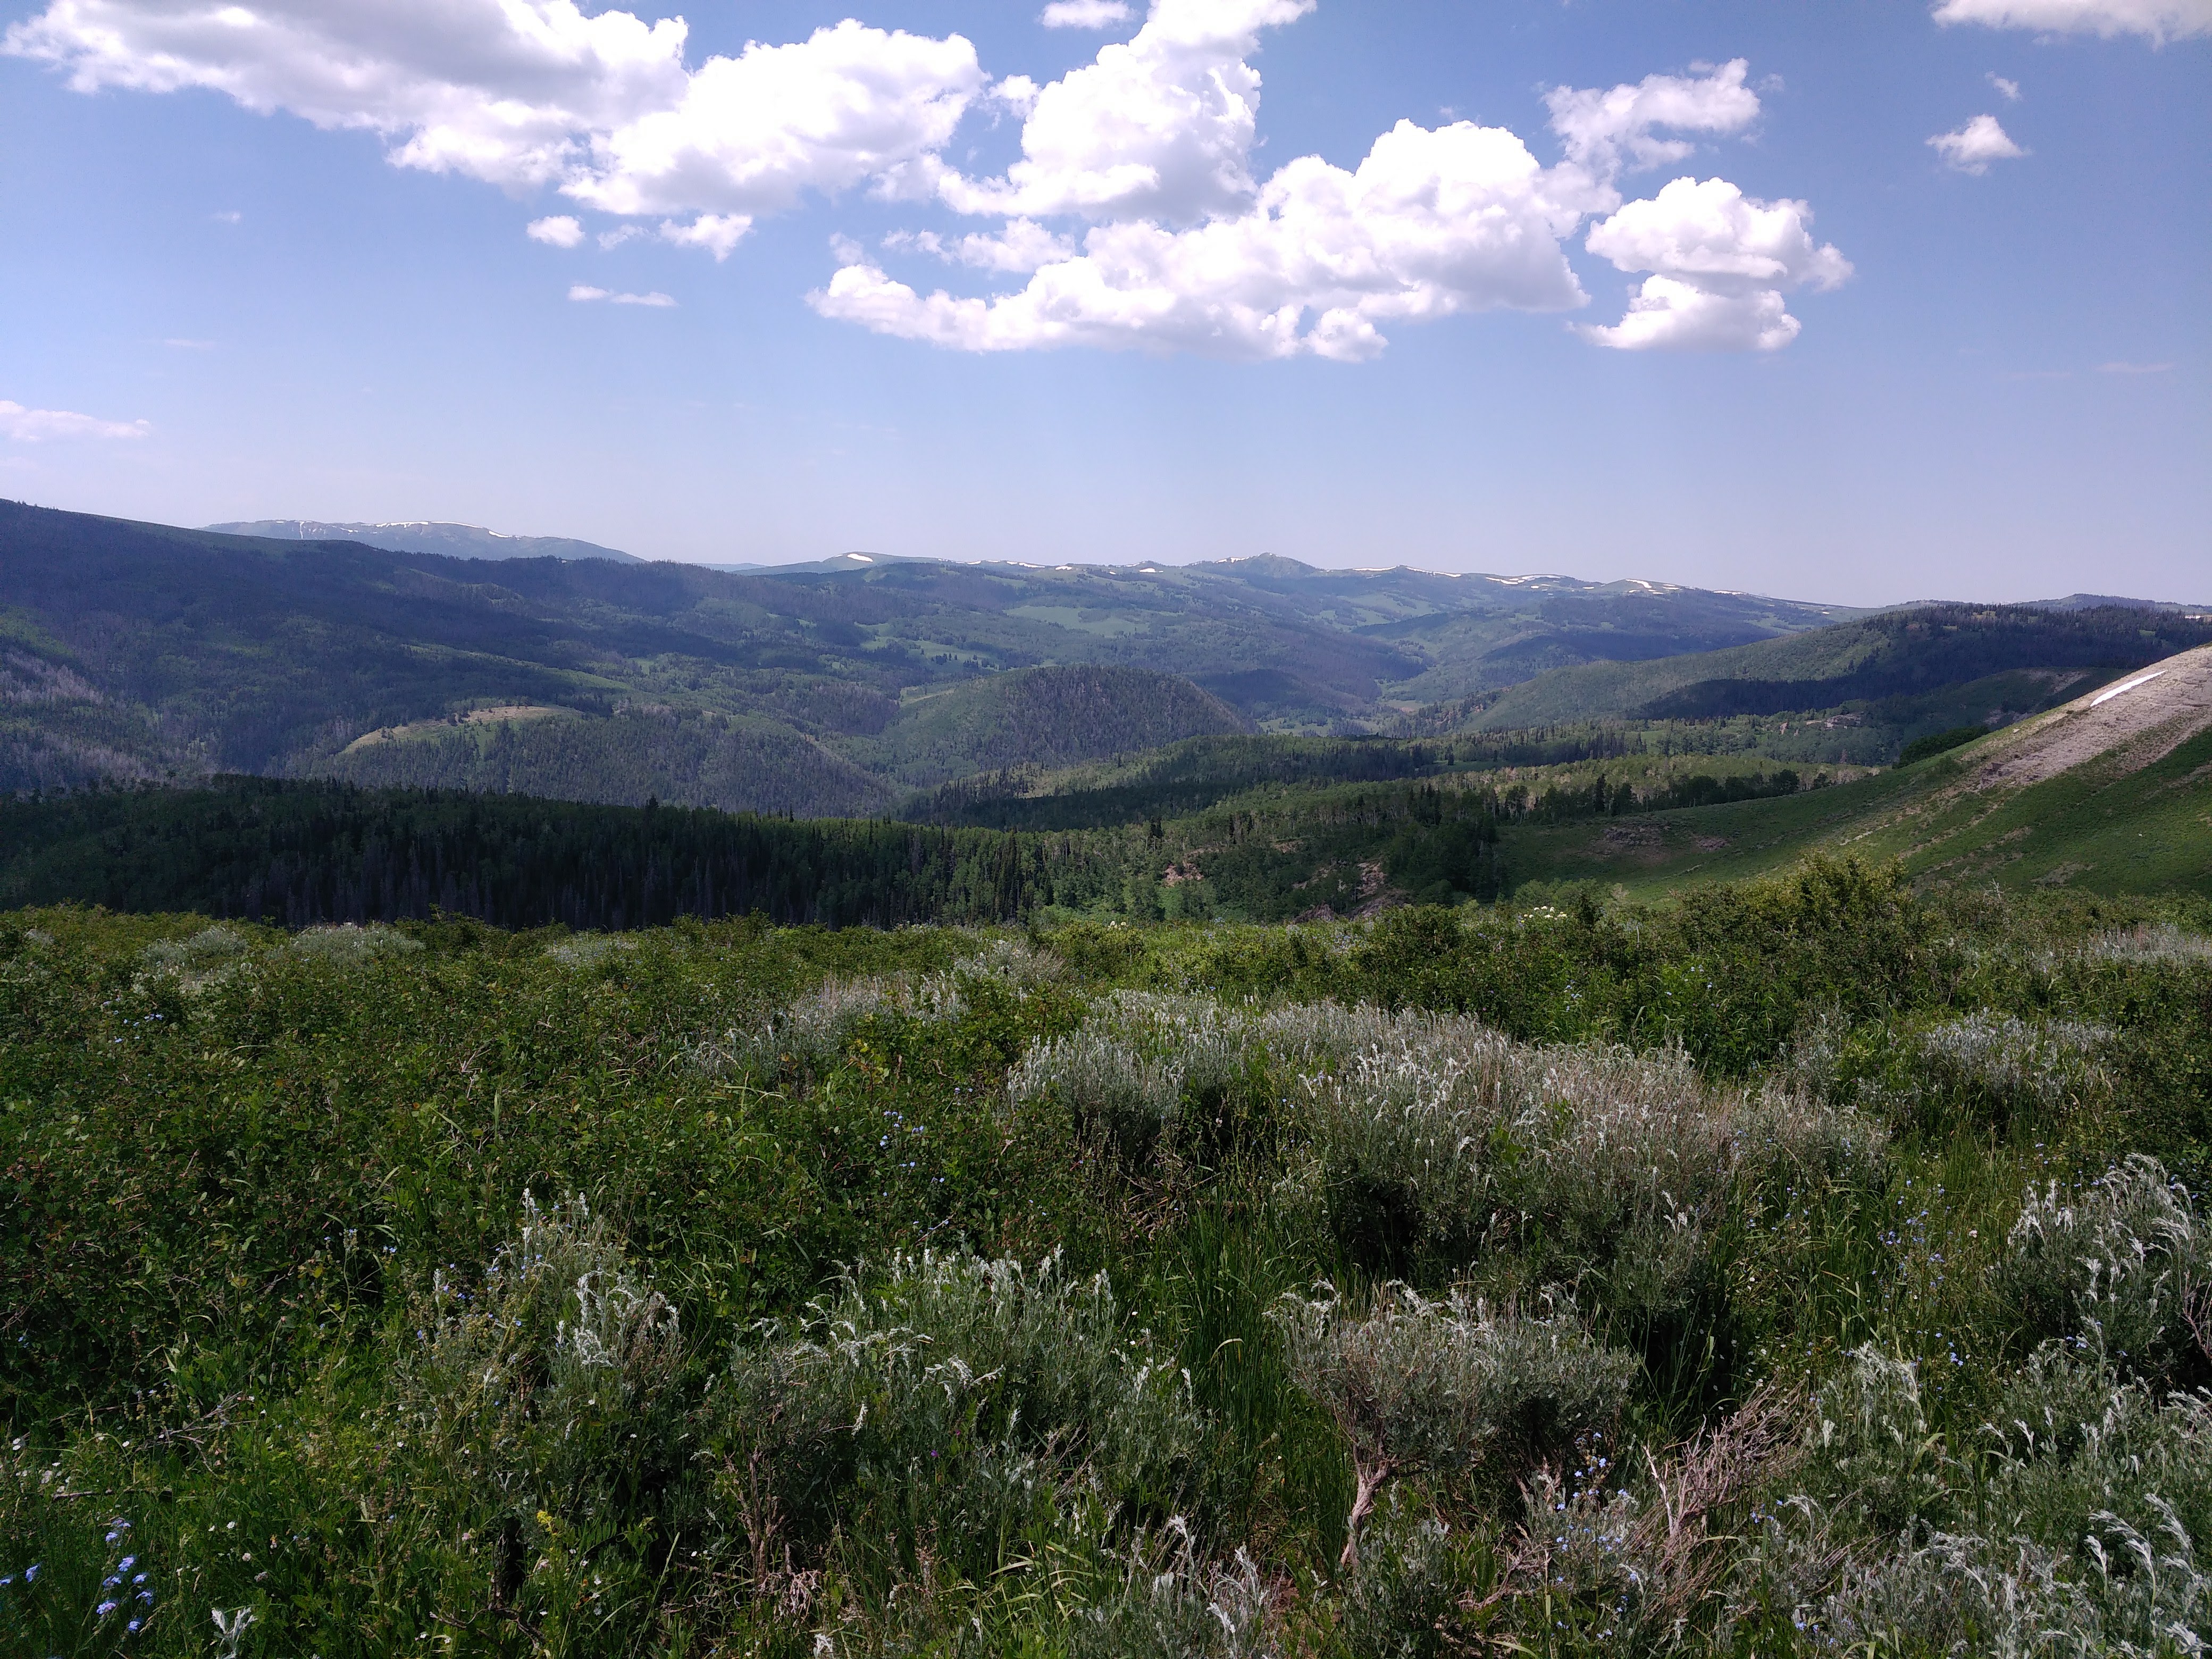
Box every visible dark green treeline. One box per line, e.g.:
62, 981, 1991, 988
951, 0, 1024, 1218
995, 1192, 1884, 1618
0, 778, 1033, 931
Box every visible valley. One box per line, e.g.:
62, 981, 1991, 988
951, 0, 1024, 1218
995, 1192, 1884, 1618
6, 499, 2209, 918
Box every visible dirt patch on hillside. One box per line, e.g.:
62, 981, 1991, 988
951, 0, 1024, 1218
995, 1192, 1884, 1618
1970, 643, 2212, 791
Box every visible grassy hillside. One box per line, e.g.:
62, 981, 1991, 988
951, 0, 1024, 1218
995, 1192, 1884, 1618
905, 733, 1467, 830
1372, 583, 1864, 702
1507, 720, 2212, 901
905, 725, 1835, 834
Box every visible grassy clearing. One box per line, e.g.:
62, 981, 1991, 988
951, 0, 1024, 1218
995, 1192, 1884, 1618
3, 866, 2210, 1654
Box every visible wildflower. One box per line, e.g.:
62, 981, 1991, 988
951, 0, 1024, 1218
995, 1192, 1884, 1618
98, 1600, 120, 1615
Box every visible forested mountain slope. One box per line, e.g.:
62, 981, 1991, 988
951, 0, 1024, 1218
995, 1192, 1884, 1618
13, 502, 2199, 835
852, 665, 1252, 786
1474, 603, 2212, 743
318, 710, 903, 819
0, 501, 1856, 812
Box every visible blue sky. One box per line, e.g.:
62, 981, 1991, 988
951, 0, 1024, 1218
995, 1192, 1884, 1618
1, 0, 2205, 603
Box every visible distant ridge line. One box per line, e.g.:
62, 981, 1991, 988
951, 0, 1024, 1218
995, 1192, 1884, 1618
203, 518, 641, 564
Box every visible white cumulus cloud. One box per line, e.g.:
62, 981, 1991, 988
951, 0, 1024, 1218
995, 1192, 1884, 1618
527, 214, 585, 247
1039, 1, 1133, 27
825, 31, 1838, 362
1578, 177, 1850, 351
1542, 58, 1762, 190
562, 21, 983, 217
9, 0, 1847, 361
1989, 72, 2023, 98
934, 0, 1317, 225
885, 219, 1078, 272
1929, 113, 2027, 172
1931, 0, 2212, 41
1, 399, 151, 440
658, 213, 750, 259
568, 284, 675, 307
4, 2, 984, 234
816, 120, 1589, 361
1576, 278, 1803, 353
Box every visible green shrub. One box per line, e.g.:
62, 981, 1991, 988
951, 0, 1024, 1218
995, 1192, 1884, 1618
1744, 1346, 2212, 1654
1918, 1011, 2112, 1124
709, 1249, 1203, 1593
1809, 1347, 1961, 1536
401, 1193, 684, 1531
1331, 1494, 1460, 1659
7, 887, 2210, 1654
1272, 1285, 1633, 1563
1004, 992, 1386, 1163
1787, 1006, 2115, 1138
1272, 1011, 1884, 1316
398, 1193, 686, 1630
1993, 1156, 2207, 1385
2086, 923, 2212, 967
285, 922, 424, 966
1069, 1519, 1279, 1659
133, 921, 258, 990
697, 937, 1065, 1086
1006, 992, 1258, 1161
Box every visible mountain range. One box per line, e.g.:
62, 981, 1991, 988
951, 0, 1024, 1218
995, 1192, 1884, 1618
203, 518, 642, 564
6, 500, 2206, 826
